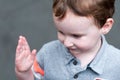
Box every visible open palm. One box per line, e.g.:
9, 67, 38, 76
15, 36, 36, 72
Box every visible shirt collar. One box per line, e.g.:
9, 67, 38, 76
89, 35, 108, 74
63, 45, 75, 64
63, 35, 108, 74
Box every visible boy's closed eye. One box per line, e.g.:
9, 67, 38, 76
58, 30, 82, 38
58, 31, 64, 35
72, 34, 82, 38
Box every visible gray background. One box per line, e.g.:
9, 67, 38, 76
0, 0, 119, 80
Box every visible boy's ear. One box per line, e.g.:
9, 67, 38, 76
100, 18, 114, 34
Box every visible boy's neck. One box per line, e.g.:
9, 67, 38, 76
75, 51, 98, 68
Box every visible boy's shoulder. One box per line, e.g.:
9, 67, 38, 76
107, 44, 120, 55
106, 44, 120, 63
44, 40, 62, 47
102, 44, 120, 74
42, 40, 65, 50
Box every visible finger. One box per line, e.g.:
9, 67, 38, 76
32, 49, 37, 55
21, 36, 30, 51
16, 45, 21, 58
26, 49, 37, 67
31, 49, 37, 60
16, 37, 22, 58
16, 35, 29, 58
24, 49, 36, 65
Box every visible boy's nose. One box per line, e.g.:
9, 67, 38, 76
63, 38, 74, 48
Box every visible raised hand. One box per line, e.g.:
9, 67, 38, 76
15, 36, 36, 72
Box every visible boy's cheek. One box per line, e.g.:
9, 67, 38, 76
76, 41, 94, 50
58, 35, 64, 43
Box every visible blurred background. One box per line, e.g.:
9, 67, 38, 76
0, 0, 119, 80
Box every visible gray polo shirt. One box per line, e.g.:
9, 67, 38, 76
33, 35, 120, 80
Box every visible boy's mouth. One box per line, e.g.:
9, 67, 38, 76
68, 48, 78, 52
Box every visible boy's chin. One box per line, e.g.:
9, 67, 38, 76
69, 49, 80, 55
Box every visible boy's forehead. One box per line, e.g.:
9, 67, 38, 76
54, 16, 97, 33
54, 12, 95, 27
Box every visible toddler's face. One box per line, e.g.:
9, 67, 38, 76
53, 10, 103, 55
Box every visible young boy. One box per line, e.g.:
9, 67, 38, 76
15, 0, 120, 80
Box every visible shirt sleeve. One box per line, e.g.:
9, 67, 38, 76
32, 59, 44, 80
32, 46, 45, 80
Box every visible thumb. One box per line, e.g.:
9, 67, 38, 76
31, 49, 37, 59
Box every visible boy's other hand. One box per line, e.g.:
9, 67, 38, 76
15, 36, 36, 72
